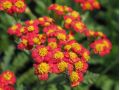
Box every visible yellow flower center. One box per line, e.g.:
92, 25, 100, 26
3, 73, 12, 80
75, 61, 83, 70
48, 42, 57, 49
70, 71, 79, 82
68, 34, 74, 40
39, 47, 48, 57
71, 11, 79, 18
20, 27, 25, 33
64, 6, 69, 11
11, 25, 18, 31
98, 32, 104, 37
83, 52, 90, 61
72, 43, 81, 51
95, 44, 104, 52
33, 37, 40, 44
54, 51, 64, 59
29, 20, 34, 24
44, 22, 50, 26
85, 2, 92, 10
38, 34, 44, 39
56, 5, 63, 11
57, 33, 66, 40
37, 63, 49, 74
89, 31, 95, 36
38, 17, 44, 21
75, 22, 83, 30
2, 1, 12, 9
15, 1, 24, 8
64, 45, 71, 51
65, 18, 72, 24
48, 29, 54, 34
69, 52, 78, 60
28, 26, 34, 31
22, 39, 28, 46
47, 17, 53, 22
58, 61, 68, 72
103, 40, 109, 48
57, 26, 63, 30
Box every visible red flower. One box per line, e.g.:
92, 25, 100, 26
90, 38, 112, 56
48, 38, 57, 50
0, 0, 26, 14
0, 0, 13, 14
32, 46, 52, 63
71, 21, 87, 33
25, 19, 39, 26
0, 70, 16, 86
12, 0, 26, 13
7, 23, 22, 36
64, 15, 74, 29
74, 0, 100, 11
75, 60, 88, 73
69, 71, 83, 87
52, 49, 64, 63
48, 4, 64, 15
34, 62, 50, 80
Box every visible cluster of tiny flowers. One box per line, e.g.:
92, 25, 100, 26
0, 70, 16, 90
74, 0, 100, 10
8, 16, 89, 87
48, 4, 112, 56
7, 4, 112, 87
0, 0, 26, 14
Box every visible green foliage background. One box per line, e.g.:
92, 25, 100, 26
0, 0, 119, 90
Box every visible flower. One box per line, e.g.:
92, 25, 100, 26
32, 46, 52, 63
52, 49, 64, 63
74, 0, 100, 11
13, 0, 26, 13
57, 61, 68, 72
0, 0, 26, 14
34, 62, 50, 80
90, 38, 112, 56
71, 21, 86, 33
69, 71, 83, 87
0, 70, 16, 86
75, 60, 88, 73
7, 23, 22, 36
7, 7, 112, 87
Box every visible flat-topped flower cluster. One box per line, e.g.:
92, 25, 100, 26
0, 0, 26, 14
7, 4, 112, 87
74, 0, 100, 10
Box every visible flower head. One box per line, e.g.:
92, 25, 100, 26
0, 70, 16, 87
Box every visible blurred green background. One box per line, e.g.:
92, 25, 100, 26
0, 0, 119, 90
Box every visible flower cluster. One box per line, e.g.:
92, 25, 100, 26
0, 0, 26, 14
48, 4, 112, 56
7, 4, 112, 87
0, 70, 16, 90
74, 0, 100, 10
